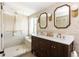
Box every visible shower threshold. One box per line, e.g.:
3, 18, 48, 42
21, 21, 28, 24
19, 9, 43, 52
4, 44, 31, 57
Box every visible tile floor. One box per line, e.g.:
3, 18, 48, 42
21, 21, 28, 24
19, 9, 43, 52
19, 51, 79, 57
19, 52, 35, 57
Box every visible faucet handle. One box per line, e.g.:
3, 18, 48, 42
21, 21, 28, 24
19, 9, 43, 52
57, 33, 61, 38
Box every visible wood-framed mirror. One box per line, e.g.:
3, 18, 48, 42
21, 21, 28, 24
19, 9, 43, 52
54, 4, 71, 29
39, 12, 48, 29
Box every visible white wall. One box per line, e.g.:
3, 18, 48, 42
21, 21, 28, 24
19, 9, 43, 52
29, 2, 79, 53
15, 15, 28, 36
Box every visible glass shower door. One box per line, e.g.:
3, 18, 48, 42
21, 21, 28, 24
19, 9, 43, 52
0, 3, 4, 56
0, 3, 2, 53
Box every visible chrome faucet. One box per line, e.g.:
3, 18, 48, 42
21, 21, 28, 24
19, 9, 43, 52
57, 33, 65, 39
57, 33, 61, 38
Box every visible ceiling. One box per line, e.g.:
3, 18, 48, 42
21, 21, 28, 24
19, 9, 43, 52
3, 2, 54, 16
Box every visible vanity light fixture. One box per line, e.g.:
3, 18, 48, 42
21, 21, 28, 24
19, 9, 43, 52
49, 14, 52, 21
71, 4, 78, 17
48, 13, 52, 21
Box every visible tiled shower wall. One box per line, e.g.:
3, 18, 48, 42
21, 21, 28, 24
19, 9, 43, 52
3, 14, 23, 48
2, 14, 28, 48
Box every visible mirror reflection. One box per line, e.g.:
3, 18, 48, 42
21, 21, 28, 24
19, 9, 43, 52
54, 4, 70, 28
39, 12, 48, 29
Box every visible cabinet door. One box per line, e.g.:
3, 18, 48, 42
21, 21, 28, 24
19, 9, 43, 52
31, 36, 39, 53
39, 38, 51, 57
35, 37, 51, 57
50, 42, 64, 57
32, 37, 51, 57
62, 44, 70, 57
50, 42, 57, 57
55, 43, 64, 57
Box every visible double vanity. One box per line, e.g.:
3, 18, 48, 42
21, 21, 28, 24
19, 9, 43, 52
31, 4, 74, 57
31, 34, 74, 57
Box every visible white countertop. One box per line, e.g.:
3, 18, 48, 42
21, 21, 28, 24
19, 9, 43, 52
32, 34, 74, 45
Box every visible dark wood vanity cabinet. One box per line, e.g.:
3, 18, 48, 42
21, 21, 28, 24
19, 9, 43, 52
50, 42, 72, 57
31, 36, 50, 56
31, 36, 73, 57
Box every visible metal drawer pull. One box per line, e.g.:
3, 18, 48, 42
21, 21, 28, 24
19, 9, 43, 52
54, 46, 56, 48
51, 46, 53, 48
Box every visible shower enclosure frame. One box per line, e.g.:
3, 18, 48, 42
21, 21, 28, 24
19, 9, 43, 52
0, 3, 5, 56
